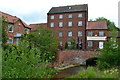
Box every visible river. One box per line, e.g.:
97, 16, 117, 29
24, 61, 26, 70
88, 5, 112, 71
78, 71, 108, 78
53, 65, 87, 78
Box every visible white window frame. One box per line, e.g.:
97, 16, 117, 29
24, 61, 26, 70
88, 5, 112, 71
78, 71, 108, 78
8, 24, 14, 32
78, 31, 82, 37
78, 13, 82, 18
78, 21, 82, 26
59, 15, 63, 19
68, 22, 72, 27
59, 22, 63, 27
68, 31, 72, 37
8, 38, 13, 44
68, 41, 71, 46
99, 31, 104, 36
59, 32, 63, 37
50, 22, 54, 27
88, 31, 93, 36
99, 42, 104, 49
68, 14, 72, 18
50, 15, 54, 19
88, 41, 93, 47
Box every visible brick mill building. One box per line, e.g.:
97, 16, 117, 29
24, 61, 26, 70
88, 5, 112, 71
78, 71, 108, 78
1, 4, 109, 50
0, 11, 31, 44
47, 4, 108, 50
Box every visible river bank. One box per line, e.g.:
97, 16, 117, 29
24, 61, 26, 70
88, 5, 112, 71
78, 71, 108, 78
53, 66, 87, 78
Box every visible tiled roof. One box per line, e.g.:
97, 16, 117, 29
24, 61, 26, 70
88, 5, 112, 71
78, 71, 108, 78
48, 4, 88, 14
0, 11, 19, 23
29, 23, 47, 31
87, 21, 108, 30
0, 11, 31, 28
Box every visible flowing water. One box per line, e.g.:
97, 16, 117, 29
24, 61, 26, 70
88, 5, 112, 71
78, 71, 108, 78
53, 66, 87, 78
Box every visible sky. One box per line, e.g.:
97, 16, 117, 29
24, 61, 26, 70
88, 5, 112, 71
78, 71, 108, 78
0, 0, 119, 27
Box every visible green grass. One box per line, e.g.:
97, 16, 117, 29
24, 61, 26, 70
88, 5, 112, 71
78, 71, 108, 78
67, 67, 119, 78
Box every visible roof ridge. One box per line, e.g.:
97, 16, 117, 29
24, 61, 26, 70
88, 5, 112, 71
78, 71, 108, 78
53, 4, 88, 8
0, 11, 19, 19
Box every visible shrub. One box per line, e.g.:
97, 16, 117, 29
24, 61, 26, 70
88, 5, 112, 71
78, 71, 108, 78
97, 40, 120, 69
2, 41, 58, 78
67, 67, 119, 78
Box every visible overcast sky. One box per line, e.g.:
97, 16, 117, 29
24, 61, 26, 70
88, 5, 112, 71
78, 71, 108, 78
0, 0, 119, 26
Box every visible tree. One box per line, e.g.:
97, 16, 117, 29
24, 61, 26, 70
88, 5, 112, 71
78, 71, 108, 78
22, 28, 59, 62
65, 37, 76, 49
0, 16, 8, 49
2, 41, 58, 78
95, 17, 118, 31
97, 40, 120, 69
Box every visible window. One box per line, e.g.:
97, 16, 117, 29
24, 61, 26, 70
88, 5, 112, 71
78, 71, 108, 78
68, 22, 72, 27
8, 24, 14, 32
15, 38, 20, 45
59, 15, 63, 19
25, 28, 29, 34
59, 32, 63, 37
78, 31, 82, 37
60, 41, 63, 46
99, 31, 104, 36
78, 21, 82, 26
68, 41, 71, 46
88, 31, 93, 36
8, 38, 13, 44
78, 13, 82, 18
50, 22, 54, 27
14, 33, 21, 37
68, 31, 72, 37
68, 14, 72, 18
88, 41, 93, 47
59, 22, 63, 27
50, 15, 54, 19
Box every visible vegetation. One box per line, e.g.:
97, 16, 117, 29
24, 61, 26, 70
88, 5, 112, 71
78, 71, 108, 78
68, 67, 119, 78
2, 28, 59, 78
95, 17, 119, 31
97, 40, 120, 69
65, 37, 76, 49
1, 17, 8, 49
2, 42, 59, 78
22, 28, 59, 62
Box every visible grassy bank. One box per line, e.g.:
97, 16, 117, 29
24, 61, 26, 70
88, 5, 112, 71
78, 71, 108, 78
67, 67, 119, 78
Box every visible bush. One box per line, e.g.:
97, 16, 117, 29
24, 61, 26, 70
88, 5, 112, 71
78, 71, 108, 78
22, 28, 59, 62
2, 41, 58, 78
67, 67, 119, 78
97, 40, 120, 69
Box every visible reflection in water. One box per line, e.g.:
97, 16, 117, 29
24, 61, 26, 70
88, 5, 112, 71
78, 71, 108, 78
53, 66, 86, 78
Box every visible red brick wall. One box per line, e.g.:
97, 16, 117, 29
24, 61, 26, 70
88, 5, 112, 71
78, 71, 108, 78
47, 11, 88, 49
86, 30, 108, 49
7, 20, 30, 44
56, 50, 98, 65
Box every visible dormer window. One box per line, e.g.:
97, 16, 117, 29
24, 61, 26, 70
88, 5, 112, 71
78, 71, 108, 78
8, 24, 14, 32
69, 7, 72, 9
